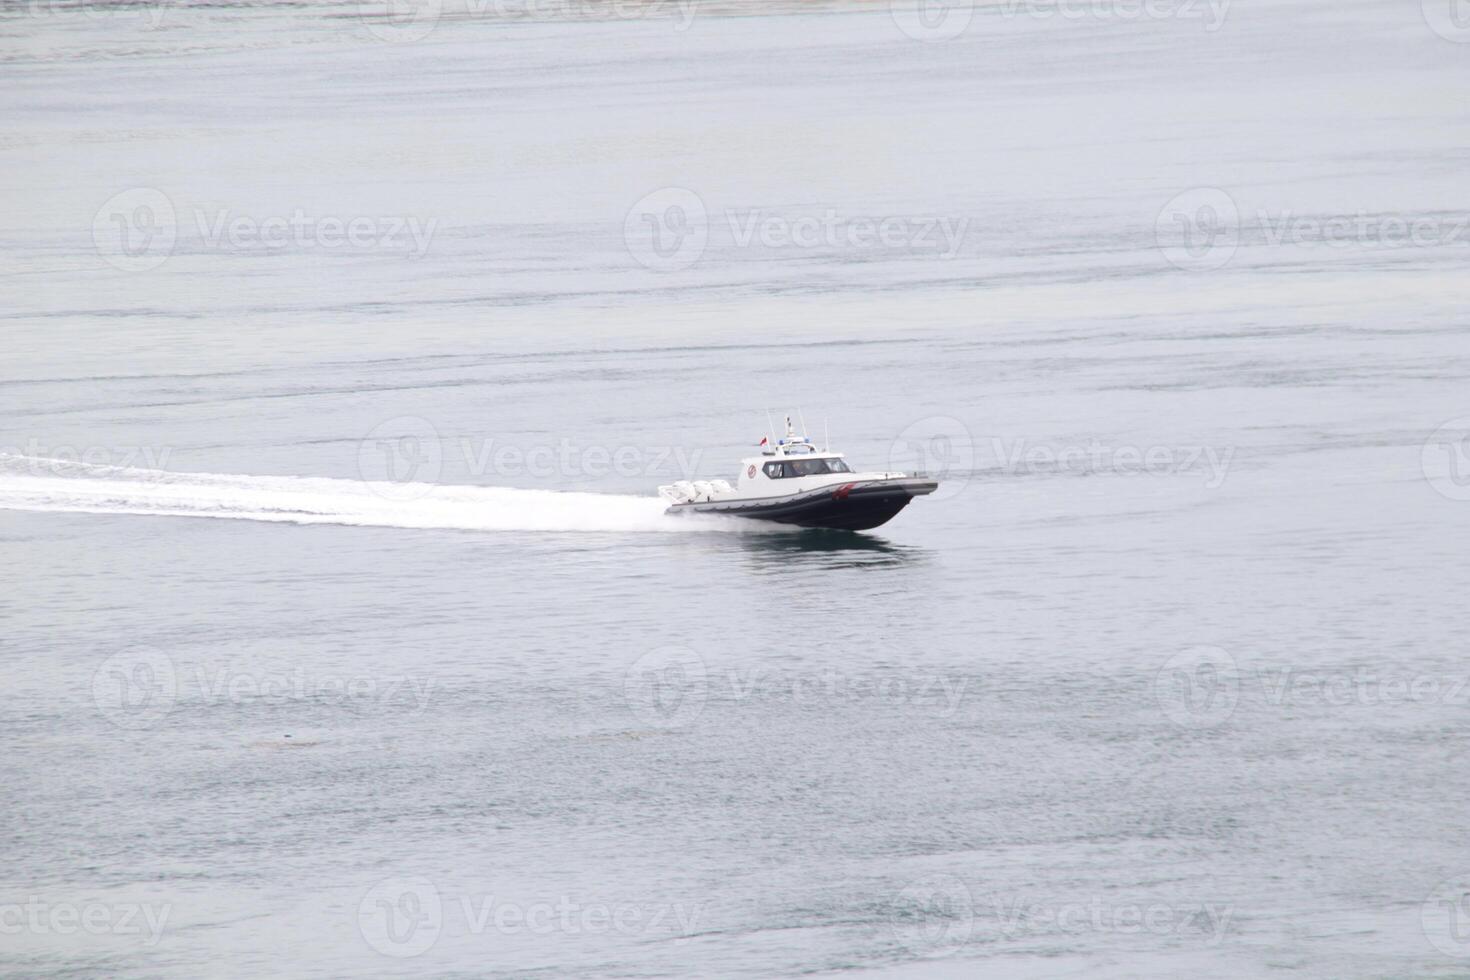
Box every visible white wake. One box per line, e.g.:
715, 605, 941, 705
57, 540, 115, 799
0, 455, 742, 534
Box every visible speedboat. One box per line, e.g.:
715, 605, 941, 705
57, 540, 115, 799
658, 418, 938, 531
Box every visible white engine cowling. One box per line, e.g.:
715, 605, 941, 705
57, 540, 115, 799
658, 481, 696, 504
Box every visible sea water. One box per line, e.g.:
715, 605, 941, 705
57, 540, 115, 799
3, 0, 1469, 976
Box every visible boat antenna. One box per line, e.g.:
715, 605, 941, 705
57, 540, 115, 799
764, 409, 777, 448
824, 417, 829, 451
798, 408, 808, 439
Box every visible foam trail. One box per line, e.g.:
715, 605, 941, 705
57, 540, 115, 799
0, 455, 749, 533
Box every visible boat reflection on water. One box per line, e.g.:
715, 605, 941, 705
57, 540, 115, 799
735, 528, 928, 571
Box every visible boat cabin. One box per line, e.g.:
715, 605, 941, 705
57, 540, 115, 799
737, 427, 853, 491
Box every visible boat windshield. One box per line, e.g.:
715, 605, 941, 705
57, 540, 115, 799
764, 458, 852, 478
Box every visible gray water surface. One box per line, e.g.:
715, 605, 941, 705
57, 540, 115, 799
3, 1, 1469, 976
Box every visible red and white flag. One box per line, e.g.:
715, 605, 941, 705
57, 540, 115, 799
759, 436, 768, 447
